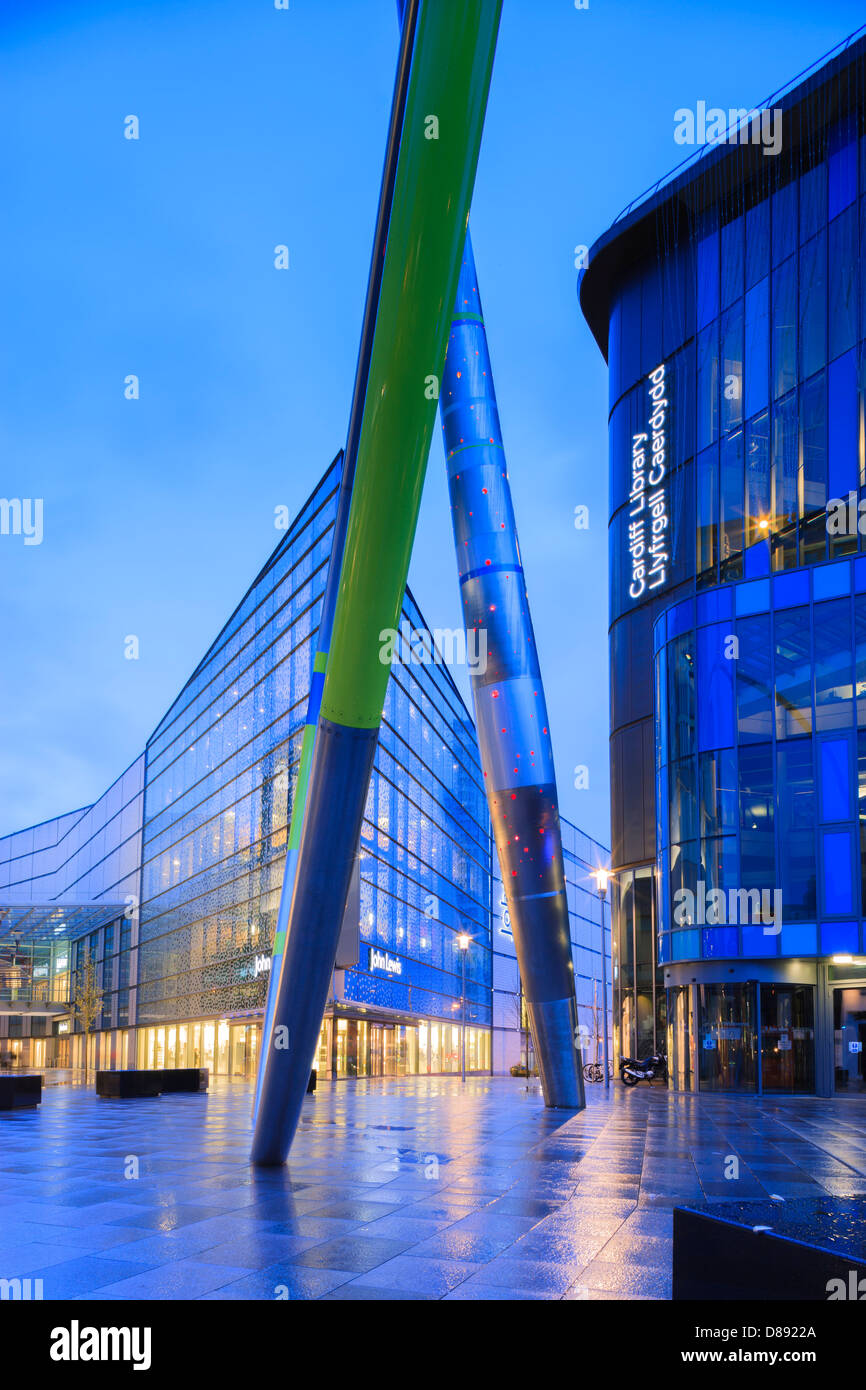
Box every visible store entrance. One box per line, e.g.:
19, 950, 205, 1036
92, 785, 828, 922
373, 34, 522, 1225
230, 1023, 259, 1079
834, 987, 866, 1092
692, 982, 815, 1093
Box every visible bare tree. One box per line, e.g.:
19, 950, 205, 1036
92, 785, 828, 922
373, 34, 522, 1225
70, 955, 104, 1086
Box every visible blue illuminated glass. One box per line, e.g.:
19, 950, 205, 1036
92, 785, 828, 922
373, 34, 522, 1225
829, 208, 857, 359
746, 199, 770, 289
736, 579, 769, 616
745, 279, 769, 417
671, 929, 700, 962
772, 182, 797, 266
800, 163, 827, 243
781, 923, 817, 955
829, 128, 858, 218
777, 740, 816, 920
772, 570, 810, 608
741, 925, 777, 956
697, 587, 732, 623
799, 232, 827, 381
697, 228, 720, 329
697, 625, 735, 750
820, 739, 851, 821
772, 255, 797, 399
828, 350, 858, 500
823, 830, 854, 914
820, 921, 858, 954
702, 927, 738, 958
813, 561, 850, 600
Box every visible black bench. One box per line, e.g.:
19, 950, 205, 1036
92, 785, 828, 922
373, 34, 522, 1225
157, 1068, 208, 1093
0, 1074, 42, 1109
674, 1197, 866, 1301
96, 1070, 162, 1098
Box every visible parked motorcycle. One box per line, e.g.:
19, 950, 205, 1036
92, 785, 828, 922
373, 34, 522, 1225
619, 1052, 667, 1086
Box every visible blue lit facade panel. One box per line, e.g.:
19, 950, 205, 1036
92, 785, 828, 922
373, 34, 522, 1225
582, 39, 866, 1088
655, 562, 866, 964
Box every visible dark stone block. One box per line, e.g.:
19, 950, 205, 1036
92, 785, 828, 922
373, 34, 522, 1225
157, 1068, 208, 1092
0, 1074, 42, 1109
96, 1070, 162, 1099
673, 1197, 866, 1301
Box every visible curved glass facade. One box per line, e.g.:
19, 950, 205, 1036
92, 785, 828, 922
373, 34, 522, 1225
2, 452, 609, 1082
582, 35, 866, 1091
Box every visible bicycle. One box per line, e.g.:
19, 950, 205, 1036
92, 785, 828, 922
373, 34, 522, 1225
582, 1060, 613, 1083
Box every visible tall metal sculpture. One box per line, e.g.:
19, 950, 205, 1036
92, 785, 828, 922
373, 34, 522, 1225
253, 0, 422, 1124
251, 0, 503, 1165
439, 232, 584, 1109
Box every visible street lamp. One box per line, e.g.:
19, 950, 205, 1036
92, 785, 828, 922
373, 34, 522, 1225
456, 932, 471, 1083
591, 867, 613, 1093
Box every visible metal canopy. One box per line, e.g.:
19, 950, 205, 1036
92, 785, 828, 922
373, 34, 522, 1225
0, 902, 126, 942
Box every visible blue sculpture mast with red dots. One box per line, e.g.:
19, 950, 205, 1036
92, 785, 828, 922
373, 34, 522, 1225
440, 230, 585, 1109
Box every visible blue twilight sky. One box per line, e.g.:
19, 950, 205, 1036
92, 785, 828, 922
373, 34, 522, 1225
1, 0, 863, 844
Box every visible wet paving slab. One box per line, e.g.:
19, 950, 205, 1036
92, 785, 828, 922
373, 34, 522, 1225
2, 1075, 866, 1300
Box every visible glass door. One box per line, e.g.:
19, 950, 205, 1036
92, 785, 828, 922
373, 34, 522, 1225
370, 1025, 383, 1076
760, 984, 815, 1092
383, 1026, 396, 1075
834, 987, 866, 1091
697, 983, 757, 1091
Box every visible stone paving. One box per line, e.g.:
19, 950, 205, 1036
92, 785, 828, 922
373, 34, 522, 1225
2, 1075, 866, 1300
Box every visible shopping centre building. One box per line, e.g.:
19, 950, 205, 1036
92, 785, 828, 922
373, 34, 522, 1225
0, 455, 609, 1084
580, 28, 866, 1093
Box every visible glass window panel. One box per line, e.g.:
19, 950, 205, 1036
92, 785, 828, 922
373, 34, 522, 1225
772, 182, 797, 267
669, 756, 697, 845
829, 129, 858, 218
737, 615, 773, 741
829, 206, 857, 360
697, 624, 735, 750
697, 324, 719, 451
719, 430, 744, 581
820, 738, 852, 822
746, 199, 770, 290
772, 255, 797, 399
799, 232, 827, 381
771, 393, 798, 570
697, 226, 720, 330
699, 748, 738, 837
721, 301, 744, 434
696, 445, 718, 585
823, 830, 854, 915
800, 371, 828, 566
814, 598, 853, 731
667, 631, 695, 762
775, 606, 813, 738
828, 348, 858, 505
739, 741, 775, 894
721, 215, 744, 309
800, 162, 827, 243
855, 595, 866, 723
777, 741, 817, 921
745, 278, 769, 418
744, 411, 771, 570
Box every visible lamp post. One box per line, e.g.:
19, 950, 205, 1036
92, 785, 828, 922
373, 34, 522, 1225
456, 932, 470, 1083
591, 868, 613, 1093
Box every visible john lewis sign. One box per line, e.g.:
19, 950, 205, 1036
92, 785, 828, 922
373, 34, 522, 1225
368, 947, 402, 976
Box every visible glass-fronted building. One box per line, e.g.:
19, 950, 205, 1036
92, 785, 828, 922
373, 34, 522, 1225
1, 454, 609, 1083
580, 29, 866, 1093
